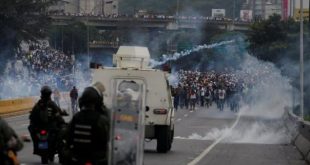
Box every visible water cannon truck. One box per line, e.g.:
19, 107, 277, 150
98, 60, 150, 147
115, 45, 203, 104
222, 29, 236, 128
91, 46, 174, 154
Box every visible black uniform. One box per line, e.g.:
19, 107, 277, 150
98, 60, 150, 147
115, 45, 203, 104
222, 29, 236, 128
29, 99, 65, 129
28, 86, 65, 156
64, 86, 110, 165
0, 117, 23, 165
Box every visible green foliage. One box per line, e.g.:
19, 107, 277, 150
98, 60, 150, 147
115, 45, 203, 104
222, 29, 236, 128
247, 14, 300, 62
247, 14, 310, 115
0, 0, 59, 55
304, 115, 310, 121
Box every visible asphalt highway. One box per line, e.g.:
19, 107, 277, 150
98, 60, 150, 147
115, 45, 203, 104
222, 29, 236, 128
5, 105, 307, 165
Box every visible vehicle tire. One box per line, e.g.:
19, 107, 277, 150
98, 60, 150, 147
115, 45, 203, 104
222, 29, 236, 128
156, 126, 172, 153
41, 156, 49, 164
49, 154, 55, 163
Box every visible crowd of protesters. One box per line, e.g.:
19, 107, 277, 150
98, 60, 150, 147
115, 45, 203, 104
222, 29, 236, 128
0, 42, 75, 99
49, 10, 246, 22
171, 69, 256, 112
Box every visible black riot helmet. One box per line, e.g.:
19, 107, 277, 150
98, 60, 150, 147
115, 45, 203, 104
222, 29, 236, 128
40, 85, 52, 99
78, 82, 105, 110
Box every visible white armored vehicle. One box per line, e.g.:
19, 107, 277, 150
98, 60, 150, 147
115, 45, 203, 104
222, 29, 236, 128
91, 46, 175, 157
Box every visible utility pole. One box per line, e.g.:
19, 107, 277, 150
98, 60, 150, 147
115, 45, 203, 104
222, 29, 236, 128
87, 17, 90, 65
61, 26, 64, 52
233, 0, 236, 23
176, 0, 179, 19
300, 0, 304, 119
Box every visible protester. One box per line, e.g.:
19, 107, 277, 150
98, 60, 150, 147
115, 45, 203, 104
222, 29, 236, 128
175, 68, 268, 112
53, 88, 61, 107
0, 43, 74, 99
70, 86, 78, 114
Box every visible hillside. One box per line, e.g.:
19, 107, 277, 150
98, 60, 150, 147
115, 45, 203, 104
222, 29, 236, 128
119, 0, 246, 18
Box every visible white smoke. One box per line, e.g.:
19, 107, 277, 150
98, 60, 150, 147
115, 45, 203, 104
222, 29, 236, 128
178, 121, 289, 144
237, 55, 293, 119
149, 40, 235, 67
175, 51, 293, 144
168, 73, 179, 87
73, 61, 92, 91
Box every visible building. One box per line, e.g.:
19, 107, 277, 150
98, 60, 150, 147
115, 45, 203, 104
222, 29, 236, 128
242, 0, 283, 20
49, 0, 118, 16
211, 9, 226, 18
265, 0, 282, 19
292, 0, 310, 20
242, 0, 309, 20
104, 0, 119, 16
49, 0, 80, 14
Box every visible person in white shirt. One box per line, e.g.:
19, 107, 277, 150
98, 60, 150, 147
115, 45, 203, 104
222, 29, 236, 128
218, 88, 226, 111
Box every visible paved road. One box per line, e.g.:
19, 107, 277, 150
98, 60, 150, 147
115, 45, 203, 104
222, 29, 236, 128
5, 104, 307, 165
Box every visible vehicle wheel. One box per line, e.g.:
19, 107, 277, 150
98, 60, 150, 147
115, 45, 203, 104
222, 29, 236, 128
156, 126, 172, 153
49, 154, 55, 163
41, 156, 48, 164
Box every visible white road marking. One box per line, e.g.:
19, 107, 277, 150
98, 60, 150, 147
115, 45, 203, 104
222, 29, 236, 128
184, 114, 188, 117
187, 110, 242, 165
176, 118, 182, 122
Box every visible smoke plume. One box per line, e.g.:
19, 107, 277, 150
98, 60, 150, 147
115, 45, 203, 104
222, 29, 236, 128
171, 34, 293, 144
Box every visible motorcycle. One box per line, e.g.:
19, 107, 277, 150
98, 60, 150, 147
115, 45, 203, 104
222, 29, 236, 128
37, 129, 54, 164
69, 158, 107, 165
28, 109, 68, 164
28, 127, 58, 164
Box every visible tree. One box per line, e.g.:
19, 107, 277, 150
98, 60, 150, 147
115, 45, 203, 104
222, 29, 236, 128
247, 14, 310, 116
0, 0, 58, 56
247, 14, 298, 62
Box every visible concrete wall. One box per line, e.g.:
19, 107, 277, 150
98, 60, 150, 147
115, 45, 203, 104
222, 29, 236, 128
0, 97, 36, 117
286, 108, 310, 163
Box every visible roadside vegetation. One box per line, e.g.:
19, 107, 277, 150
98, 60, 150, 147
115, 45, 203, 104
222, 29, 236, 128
247, 14, 310, 118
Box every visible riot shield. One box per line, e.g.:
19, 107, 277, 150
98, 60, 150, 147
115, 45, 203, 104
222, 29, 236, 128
109, 79, 145, 165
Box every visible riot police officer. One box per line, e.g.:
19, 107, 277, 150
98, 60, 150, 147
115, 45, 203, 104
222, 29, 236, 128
63, 82, 110, 165
0, 117, 23, 165
28, 85, 65, 163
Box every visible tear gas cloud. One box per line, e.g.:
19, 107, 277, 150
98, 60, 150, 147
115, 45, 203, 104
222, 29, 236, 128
165, 34, 294, 144
0, 31, 296, 145
236, 54, 293, 119
179, 117, 290, 144
0, 52, 94, 99
150, 40, 235, 68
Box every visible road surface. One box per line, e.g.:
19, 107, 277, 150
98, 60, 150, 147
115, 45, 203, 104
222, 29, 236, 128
5, 104, 307, 165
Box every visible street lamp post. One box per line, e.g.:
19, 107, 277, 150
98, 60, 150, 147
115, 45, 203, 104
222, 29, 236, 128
233, 0, 236, 23
87, 18, 90, 65
300, 0, 304, 119
176, 0, 179, 17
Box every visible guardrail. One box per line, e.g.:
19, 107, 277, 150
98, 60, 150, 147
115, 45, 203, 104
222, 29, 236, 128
285, 107, 310, 163
0, 97, 37, 117
0, 92, 71, 118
